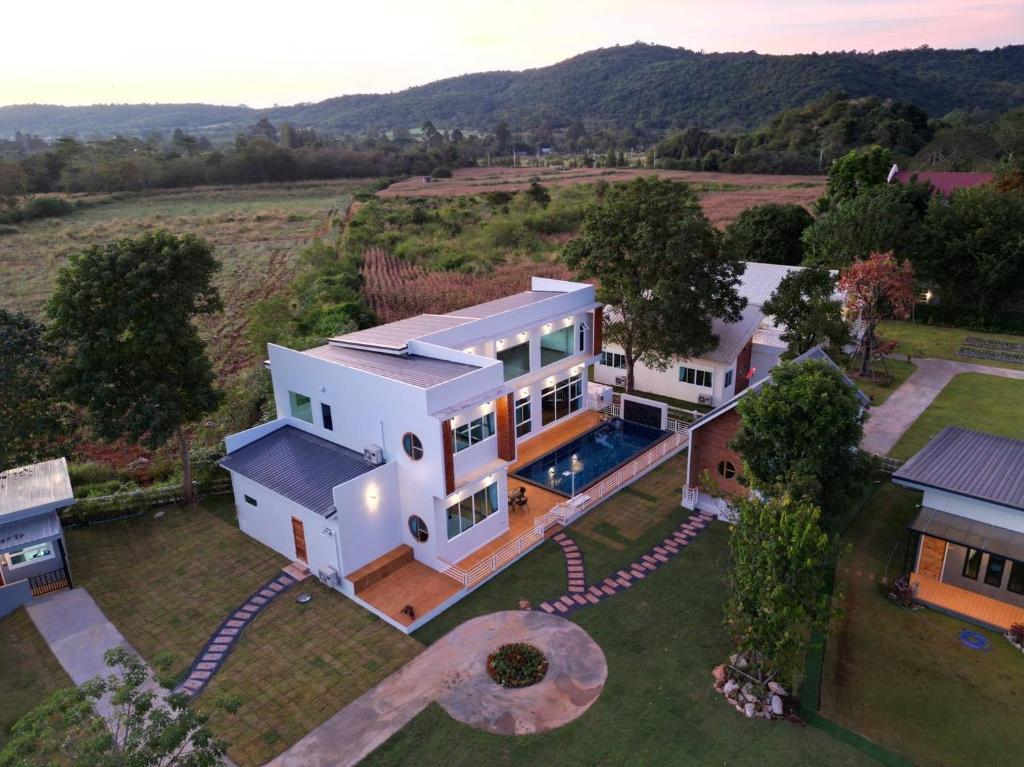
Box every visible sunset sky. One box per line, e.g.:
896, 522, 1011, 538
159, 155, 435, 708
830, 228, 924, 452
3, 0, 1023, 108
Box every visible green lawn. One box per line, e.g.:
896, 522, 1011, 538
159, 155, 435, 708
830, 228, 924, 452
66, 499, 422, 766
889, 373, 1024, 459
854, 358, 916, 406
879, 320, 1024, 372
0, 608, 73, 745
366, 457, 873, 766
822, 483, 1024, 766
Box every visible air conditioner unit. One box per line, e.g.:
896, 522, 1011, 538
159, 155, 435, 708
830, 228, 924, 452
698, 395, 712, 405
363, 444, 384, 465
317, 565, 339, 588
614, 376, 626, 387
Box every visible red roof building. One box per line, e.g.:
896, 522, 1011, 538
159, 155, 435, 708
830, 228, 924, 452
887, 164, 994, 196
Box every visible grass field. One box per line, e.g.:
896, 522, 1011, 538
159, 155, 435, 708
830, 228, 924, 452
366, 456, 872, 766
854, 358, 917, 406
0, 180, 363, 377
880, 320, 1024, 373
889, 373, 1024, 459
0, 608, 73, 746
65, 499, 422, 766
822, 483, 1024, 766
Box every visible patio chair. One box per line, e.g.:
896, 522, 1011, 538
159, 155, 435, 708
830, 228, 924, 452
513, 487, 530, 513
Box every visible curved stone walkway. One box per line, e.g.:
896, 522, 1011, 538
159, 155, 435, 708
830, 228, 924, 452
551, 531, 586, 594
538, 509, 714, 616
176, 570, 298, 698
267, 610, 607, 767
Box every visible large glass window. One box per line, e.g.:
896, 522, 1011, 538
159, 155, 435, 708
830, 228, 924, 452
679, 366, 713, 388
497, 342, 530, 381
541, 373, 583, 426
984, 554, 1007, 588
446, 482, 501, 539
578, 324, 586, 352
289, 391, 313, 423
452, 413, 495, 453
1007, 561, 1024, 595
515, 396, 532, 438
600, 350, 626, 369
540, 325, 574, 366
963, 547, 983, 580
6, 542, 54, 568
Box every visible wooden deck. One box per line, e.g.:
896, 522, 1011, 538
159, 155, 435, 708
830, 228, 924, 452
911, 573, 1024, 631
357, 560, 463, 627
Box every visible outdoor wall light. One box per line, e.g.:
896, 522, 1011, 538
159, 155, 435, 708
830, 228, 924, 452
564, 316, 573, 324
463, 347, 474, 354
496, 339, 505, 348
518, 331, 528, 340
520, 387, 530, 396
544, 322, 552, 329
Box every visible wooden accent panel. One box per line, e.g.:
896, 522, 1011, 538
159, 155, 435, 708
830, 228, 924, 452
917, 535, 947, 581
291, 517, 307, 563
495, 393, 516, 462
911, 572, 1024, 631
346, 544, 414, 594
441, 419, 456, 495
734, 336, 754, 394
592, 307, 603, 356
687, 409, 746, 498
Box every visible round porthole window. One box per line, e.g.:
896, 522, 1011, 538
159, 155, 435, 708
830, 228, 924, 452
402, 432, 424, 460
408, 515, 429, 543
717, 460, 737, 480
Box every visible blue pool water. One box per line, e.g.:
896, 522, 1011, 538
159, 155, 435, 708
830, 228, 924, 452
512, 418, 669, 497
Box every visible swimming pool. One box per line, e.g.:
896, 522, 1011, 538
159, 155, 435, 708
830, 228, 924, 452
511, 417, 670, 497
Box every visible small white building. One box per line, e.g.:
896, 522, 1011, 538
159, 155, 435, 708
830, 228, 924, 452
220, 278, 604, 631
0, 458, 76, 618
593, 262, 809, 407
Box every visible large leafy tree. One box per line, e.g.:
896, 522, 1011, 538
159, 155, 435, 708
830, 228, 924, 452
562, 176, 746, 392
823, 145, 894, 207
0, 648, 226, 767
837, 252, 915, 377
916, 185, 1024, 315
0, 309, 71, 467
722, 203, 814, 266
47, 231, 223, 503
761, 268, 849, 356
725, 492, 835, 686
730, 358, 865, 522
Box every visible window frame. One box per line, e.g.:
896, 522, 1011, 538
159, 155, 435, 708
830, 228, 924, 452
402, 432, 424, 460
320, 402, 334, 431
600, 350, 626, 369
578, 323, 586, 353
1007, 561, 1024, 595
6, 542, 55, 569
446, 481, 501, 540
541, 373, 583, 426
244, 494, 258, 507
451, 413, 496, 453
515, 395, 532, 438
408, 515, 429, 543
288, 391, 313, 423
984, 554, 1007, 588
678, 366, 713, 388
716, 460, 737, 480
962, 547, 983, 580
539, 325, 574, 367
496, 341, 531, 381
724, 369, 734, 390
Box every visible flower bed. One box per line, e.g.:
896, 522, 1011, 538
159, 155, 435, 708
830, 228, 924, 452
486, 643, 549, 688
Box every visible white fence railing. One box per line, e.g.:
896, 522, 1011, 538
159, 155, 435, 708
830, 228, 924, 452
681, 486, 699, 510
440, 428, 689, 588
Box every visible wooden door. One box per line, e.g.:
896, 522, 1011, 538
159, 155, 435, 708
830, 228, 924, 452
291, 517, 307, 563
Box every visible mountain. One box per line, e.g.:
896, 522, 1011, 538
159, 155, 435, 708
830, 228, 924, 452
3, 43, 1024, 138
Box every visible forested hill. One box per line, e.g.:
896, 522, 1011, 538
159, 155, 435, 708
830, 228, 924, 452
4, 43, 1024, 138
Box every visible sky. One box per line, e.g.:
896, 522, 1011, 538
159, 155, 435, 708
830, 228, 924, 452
2, 0, 1023, 108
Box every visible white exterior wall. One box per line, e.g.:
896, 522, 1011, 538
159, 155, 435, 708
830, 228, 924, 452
333, 462, 403, 578
593, 342, 733, 406
432, 470, 510, 566
750, 343, 783, 385
916, 488, 1024, 535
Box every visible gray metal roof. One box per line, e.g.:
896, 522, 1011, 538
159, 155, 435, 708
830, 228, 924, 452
910, 506, 1024, 562
331, 315, 470, 352
304, 344, 479, 388
445, 291, 564, 319
738, 262, 806, 307
219, 426, 377, 516
697, 305, 764, 364
894, 427, 1024, 511
0, 458, 74, 522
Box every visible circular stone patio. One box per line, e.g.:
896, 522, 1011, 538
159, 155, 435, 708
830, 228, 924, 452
433, 610, 607, 735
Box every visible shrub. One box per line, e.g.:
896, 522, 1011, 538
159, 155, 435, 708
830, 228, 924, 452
430, 165, 452, 178
1008, 623, 1024, 646
889, 574, 918, 608
23, 196, 74, 220
486, 643, 549, 688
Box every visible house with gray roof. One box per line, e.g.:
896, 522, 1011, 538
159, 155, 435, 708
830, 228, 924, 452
893, 426, 1024, 630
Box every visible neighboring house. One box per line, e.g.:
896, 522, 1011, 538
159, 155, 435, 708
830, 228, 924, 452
681, 347, 869, 518
593, 262, 812, 407
220, 278, 604, 630
893, 427, 1024, 630
886, 164, 994, 196
0, 458, 76, 618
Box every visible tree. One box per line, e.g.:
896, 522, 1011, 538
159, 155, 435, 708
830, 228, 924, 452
0, 309, 71, 467
562, 177, 746, 392
761, 268, 849, 356
725, 492, 835, 686
494, 122, 511, 154
824, 145, 894, 206
721, 203, 814, 266
524, 181, 550, 207
730, 358, 865, 521
802, 180, 931, 268
993, 106, 1024, 166
47, 231, 223, 504
915, 186, 1024, 315
0, 647, 226, 767
837, 252, 915, 377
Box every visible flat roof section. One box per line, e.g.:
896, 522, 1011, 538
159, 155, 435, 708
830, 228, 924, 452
331, 315, 471, 352
0, 458, 74, 521
445, 290, 566, 319
304, 345, 480, 388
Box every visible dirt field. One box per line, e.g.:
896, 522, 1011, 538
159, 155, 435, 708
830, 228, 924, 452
0, 179, 362, 377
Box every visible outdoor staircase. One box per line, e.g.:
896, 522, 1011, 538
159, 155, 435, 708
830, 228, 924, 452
346, 544, 414, 594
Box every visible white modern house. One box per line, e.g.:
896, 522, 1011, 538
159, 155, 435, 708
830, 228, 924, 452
593, 262, 809, 406
220, 278, 612, 631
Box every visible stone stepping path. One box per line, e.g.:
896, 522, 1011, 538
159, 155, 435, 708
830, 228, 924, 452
537, 510, 715, 617
176, 571, 298, 698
